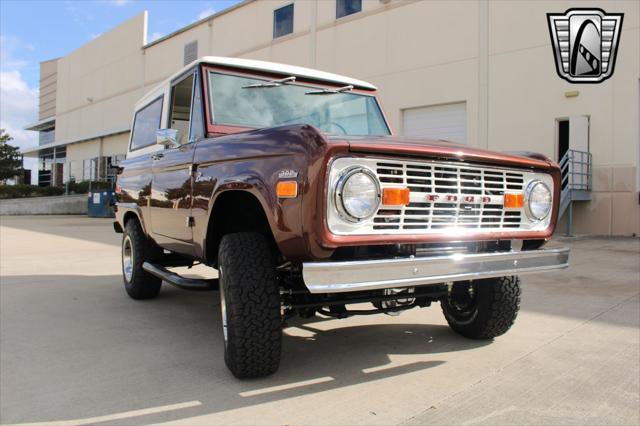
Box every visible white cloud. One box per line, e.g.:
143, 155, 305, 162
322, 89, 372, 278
0, 71, 39, 149
197, 7, 215, 20
90, 32, 103, 40
0, 70, 39, 180
0, 35, 39, 180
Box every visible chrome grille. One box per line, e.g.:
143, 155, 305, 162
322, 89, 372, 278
373, 160, 525, 232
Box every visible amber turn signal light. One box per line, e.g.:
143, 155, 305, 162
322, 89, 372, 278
503, 192, 524, 208
276, 181, 298, 198
382, 187, 410, 206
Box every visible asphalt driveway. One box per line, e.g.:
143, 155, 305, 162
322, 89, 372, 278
0, 216, 638, 425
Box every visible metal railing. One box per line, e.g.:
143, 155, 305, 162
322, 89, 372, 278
559, 149, 592, 235
560, 149, 592, 192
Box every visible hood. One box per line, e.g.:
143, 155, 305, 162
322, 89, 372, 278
328, 135, 554, 170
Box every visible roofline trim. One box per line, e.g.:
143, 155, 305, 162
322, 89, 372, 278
143, 0, 255, 49
24, 116, 56, 132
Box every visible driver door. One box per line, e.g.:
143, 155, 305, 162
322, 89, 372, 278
149, 68, 204, 247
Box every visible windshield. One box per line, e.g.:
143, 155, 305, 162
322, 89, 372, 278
207, 71, 391, 136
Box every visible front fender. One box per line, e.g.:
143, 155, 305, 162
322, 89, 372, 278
190, 125, 329, 261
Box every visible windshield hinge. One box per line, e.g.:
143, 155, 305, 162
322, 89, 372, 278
305, 85, 354, 95
242, 76, 296, 89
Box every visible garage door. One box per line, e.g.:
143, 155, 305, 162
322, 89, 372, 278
402, 102, 467, 144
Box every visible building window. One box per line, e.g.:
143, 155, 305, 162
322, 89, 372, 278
273, 4, 294, 39
336, 0, 361, 19
83, 158, 98, 181
39, 129, 55, 146
130, 96, 163, 151
184, 41, 198, 66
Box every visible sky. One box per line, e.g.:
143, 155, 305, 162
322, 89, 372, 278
0, 0, 242, 172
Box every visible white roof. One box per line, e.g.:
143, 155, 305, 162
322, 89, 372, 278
136, 56, 377, 108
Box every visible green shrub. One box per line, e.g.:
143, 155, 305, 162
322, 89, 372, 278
66, 180, 113, 194
0, 184, 65, 199
0, 180, 113, 199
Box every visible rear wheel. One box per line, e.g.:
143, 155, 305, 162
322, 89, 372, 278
441, 276, 521, 339
218, 232, 282, 378
122, 219, 162, 300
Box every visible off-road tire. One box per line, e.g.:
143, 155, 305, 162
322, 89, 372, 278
122, 219, 162, 300
441, 276, 521, 339
218, 232, 282, 378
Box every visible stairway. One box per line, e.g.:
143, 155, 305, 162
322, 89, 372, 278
558, 149, 592, 235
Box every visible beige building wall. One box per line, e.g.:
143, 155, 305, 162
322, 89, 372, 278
39, 59, 58, 120
487, 0, 639, 235
55, 12, 147, 145
38, 0, 639, 235
67, 140, 100, 181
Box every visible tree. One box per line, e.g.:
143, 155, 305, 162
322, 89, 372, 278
0, 129, 24, 183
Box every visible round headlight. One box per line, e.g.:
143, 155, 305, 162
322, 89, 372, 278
525, 180, 552, 220
335, 168, 381, 221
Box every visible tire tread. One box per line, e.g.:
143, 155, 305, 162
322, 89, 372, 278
219, 232, 281, 378
123, 219, 162, 300
442, 276, 521, 339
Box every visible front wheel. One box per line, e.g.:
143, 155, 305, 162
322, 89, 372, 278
218, 232, 282, 378
441, 276, 521, 339
122, 219, 162, 300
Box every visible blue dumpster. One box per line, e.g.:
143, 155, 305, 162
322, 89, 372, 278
88, 190, 116, 218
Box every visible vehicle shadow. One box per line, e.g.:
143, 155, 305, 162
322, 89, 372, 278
0, 274, 489, 425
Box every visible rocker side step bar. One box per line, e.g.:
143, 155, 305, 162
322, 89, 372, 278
142, 262, 218, 291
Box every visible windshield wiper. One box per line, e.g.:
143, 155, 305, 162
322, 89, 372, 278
242, 76, 296, 89
305, 85, 354, 95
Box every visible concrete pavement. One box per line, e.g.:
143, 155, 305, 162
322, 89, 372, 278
0, 216, 638, 425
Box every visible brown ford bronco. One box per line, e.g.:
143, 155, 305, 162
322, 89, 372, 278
114, 56, 569, 378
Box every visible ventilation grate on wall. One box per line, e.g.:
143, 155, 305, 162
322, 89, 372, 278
184, 41, 198, 66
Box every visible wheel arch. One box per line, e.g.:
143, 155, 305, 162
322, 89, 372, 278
118, 207, 151, 238
204, 190, 277, 267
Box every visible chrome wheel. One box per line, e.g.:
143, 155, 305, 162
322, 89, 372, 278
219, 266, 228, 347
122, 235, 133, 282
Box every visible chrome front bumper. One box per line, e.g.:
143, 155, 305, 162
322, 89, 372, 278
302, 247, 570, 293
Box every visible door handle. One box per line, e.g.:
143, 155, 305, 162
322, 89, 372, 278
151, 153, 164, 161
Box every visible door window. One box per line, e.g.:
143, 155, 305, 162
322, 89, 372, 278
130, 96, 163, 150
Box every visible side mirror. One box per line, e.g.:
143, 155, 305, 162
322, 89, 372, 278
156, 128, 180, 148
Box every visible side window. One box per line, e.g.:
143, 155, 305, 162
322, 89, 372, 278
273, 4, 294, 39
168, 73, 194, 145
336, 0, 361, 19
189, 71, 205, 142
130, 96, 163, 151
